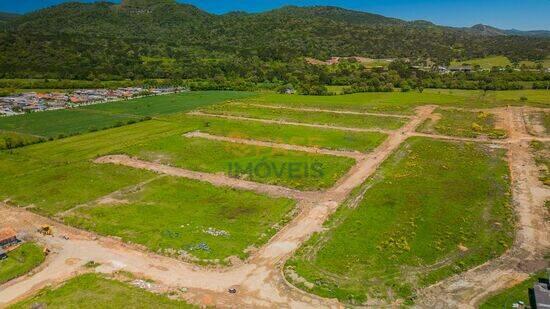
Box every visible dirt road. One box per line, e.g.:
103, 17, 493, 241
1, 105, 548, 308
416, 107, 550, 308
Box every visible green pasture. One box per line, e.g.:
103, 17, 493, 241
286, 137, 514, 304
418, 108, 507, 139
65, 176, 296, 262
201, 103, 407, 130
122, 134, 356, 190
451, 56, 512, 69
165, 114, 387, 152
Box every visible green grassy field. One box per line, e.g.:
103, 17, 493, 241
64, 176, 296, 262
164, 114, 387, 152
418, 108, 507, 139
0, 109, 141, 139
531, 141, 550, 186
479, 270, 549, 308
0, 243, 45, 285
201, 103, 407, 130
0, 91, 254, 139
9, 273, 195, 309
250, 89, 550, 113
122, 134, 356, 190
83, 91, 255, 117
286, 137, 514, 304
451, 56, 512, 69
0, 130, 44, 150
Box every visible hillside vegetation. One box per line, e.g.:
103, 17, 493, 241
0, 0, 548, 81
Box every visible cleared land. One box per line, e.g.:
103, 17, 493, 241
418, 108, 507, 139
121, 134, 356, 190
479, 270, 548, 308
163, 114, 388, 153
9, 273, 194, 309
0, 243, 45, 285
286, 137, 514, 304
451, 56, 512, 69
200, 103, 407, 130
64, 176, 296, 262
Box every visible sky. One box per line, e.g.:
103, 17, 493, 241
1, 0, 549, 31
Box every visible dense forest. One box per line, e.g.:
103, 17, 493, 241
0, 0, 549, 92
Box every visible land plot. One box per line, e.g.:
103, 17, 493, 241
530, 141, 550, 186
525, 111, 550, 137
121, 134, 356, 190
0, 109, 140, 139
83, 91, 255, 117
286, 137, 514, 304
64, 176, 296, 262
9, 273, 195, 308
418, 108, 507, 139
0, 160, 155, 216
250, 90, 550, 112
200, 103, 407, 130
0, 243, 45, 285
166, 114, 387, 153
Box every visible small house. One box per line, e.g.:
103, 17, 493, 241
0, 227, 18, 248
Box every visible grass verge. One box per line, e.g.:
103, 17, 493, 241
0, 243, 45, 285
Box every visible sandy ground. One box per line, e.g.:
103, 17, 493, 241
184, 131, 366, 160
1, 105, 549, 308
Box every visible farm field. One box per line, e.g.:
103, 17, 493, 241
0, 243, 45, 285
286, 137, 514, 303
162, 114, 388, 152
0, 91, 254, 139
82, 91, 255, 117
9, 273, 195, 309
0, 130, 44, 150
250, 89, 550, 113
200, 103, 408, 130
418, 108, 507, 139
64, 176, 296, 262
450, 55, 512, 69
479, 270, 548, 308
121, 133, 356, 190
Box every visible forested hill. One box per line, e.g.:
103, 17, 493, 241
0, 0, 548, 80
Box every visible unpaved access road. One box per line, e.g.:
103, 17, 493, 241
1, 105, 549, 308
